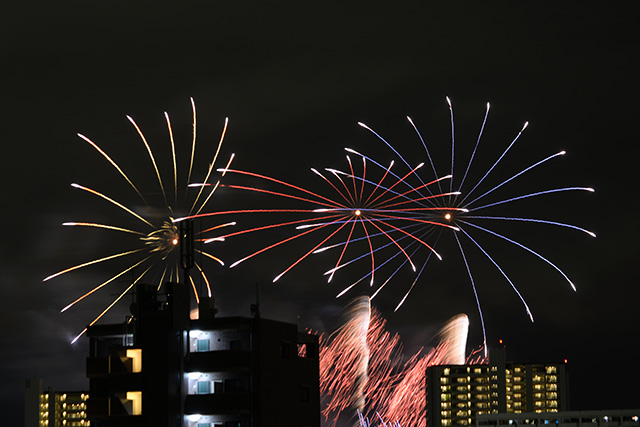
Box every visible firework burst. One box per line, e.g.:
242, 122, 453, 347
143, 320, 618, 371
176, 151, 462, 294
44, 99, 234, 343
353, 97, 595, 352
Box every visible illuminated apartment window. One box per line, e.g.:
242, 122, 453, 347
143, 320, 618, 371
126, 349, 142, 372
441, 393, 451, 401
473, 368, 483, 374
196, 338, 210, 352
533, 374, 543, 382
443, 420, 452, 426
441, 377, 450, 384
546, 366, 557, 374
444, 368, 451, 375
546, 383, 557, 391
546, 375, 557, 382
442, 402, 451, 409
197, 381, 211, 394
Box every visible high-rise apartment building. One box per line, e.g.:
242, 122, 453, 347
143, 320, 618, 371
426, 348, 569, 427
85, 282, 320, 427
25, 379, 90, 427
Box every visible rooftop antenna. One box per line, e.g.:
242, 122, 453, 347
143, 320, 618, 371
179, 219, 194, 284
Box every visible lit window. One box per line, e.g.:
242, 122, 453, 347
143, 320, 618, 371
197, 381, 211, 394
197, 339, 210, 352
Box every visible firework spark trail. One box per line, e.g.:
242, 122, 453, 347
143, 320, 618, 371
320, 296, 372, 425
377, 314, 472, 427
358, 412, 401, 427
45, 99, 233, 342
320, 297, 480, 427
356, 97, 595, 346
177, 154, 458, 293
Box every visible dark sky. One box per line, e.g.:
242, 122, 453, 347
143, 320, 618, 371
1, 2, 638, 425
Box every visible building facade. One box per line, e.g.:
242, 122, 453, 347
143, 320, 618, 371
25, 379, 90, 427
85, 282, 320, 427
426, 348, 569, 427
476, 409, 640, 427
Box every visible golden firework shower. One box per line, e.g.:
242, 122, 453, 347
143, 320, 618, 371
44, 99, 234, 343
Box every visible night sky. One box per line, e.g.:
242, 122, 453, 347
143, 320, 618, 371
1, 2, 638, 425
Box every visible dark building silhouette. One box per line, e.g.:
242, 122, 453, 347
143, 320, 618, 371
85, 282, 320, 427
426, 348, 569, 427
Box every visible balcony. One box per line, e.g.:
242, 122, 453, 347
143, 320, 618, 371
186, 350, 251, 372
184, 393, 251, 415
